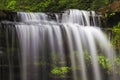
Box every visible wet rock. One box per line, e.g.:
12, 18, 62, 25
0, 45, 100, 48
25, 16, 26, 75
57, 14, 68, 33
0, 10, 17, 21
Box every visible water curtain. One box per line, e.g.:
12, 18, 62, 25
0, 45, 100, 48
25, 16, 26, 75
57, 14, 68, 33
0, 9, 118, 80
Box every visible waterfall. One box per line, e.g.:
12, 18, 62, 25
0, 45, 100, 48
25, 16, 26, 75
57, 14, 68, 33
0, 9, 118, 80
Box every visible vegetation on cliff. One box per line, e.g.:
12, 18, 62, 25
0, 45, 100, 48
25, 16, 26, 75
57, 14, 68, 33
0, 0, 116, 12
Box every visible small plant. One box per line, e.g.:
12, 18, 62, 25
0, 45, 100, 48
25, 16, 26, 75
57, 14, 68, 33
7, 0, 16, 10
98, 55, 111, 72
51, 66, 70, 78
112, 22, 120, 49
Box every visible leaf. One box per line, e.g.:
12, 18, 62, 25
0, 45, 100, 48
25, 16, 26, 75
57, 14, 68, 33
7, 0, 16, 10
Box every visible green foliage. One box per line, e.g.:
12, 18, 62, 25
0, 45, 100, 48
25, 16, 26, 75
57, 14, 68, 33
91, 0, 110, 10
30, 0, 51, 12
6, 0, 16, 10
51, 66, 70, 78
104, 12, 116, 18
84, 51, 112, 71
98, 55, 111, 71
0, 0, 114, 12
83, 50, 120, 75
112, 22, 120, 49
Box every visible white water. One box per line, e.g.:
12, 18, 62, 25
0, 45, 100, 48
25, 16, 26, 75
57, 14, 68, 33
13, 9, 116, 80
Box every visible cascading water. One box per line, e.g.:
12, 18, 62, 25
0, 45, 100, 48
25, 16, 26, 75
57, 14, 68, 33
0, 9, 119, 80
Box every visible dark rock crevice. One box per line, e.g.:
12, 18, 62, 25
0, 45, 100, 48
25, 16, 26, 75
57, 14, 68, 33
0, 10, 17, 22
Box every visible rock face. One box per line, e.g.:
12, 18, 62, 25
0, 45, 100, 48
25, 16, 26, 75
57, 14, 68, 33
98, 1, 120, 27
106, 12, 120, 27
98, 1, 120, 15
0, 10, 17, 21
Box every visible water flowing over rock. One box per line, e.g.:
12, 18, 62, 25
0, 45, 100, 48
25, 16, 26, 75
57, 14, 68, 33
0, 9, 118, 80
